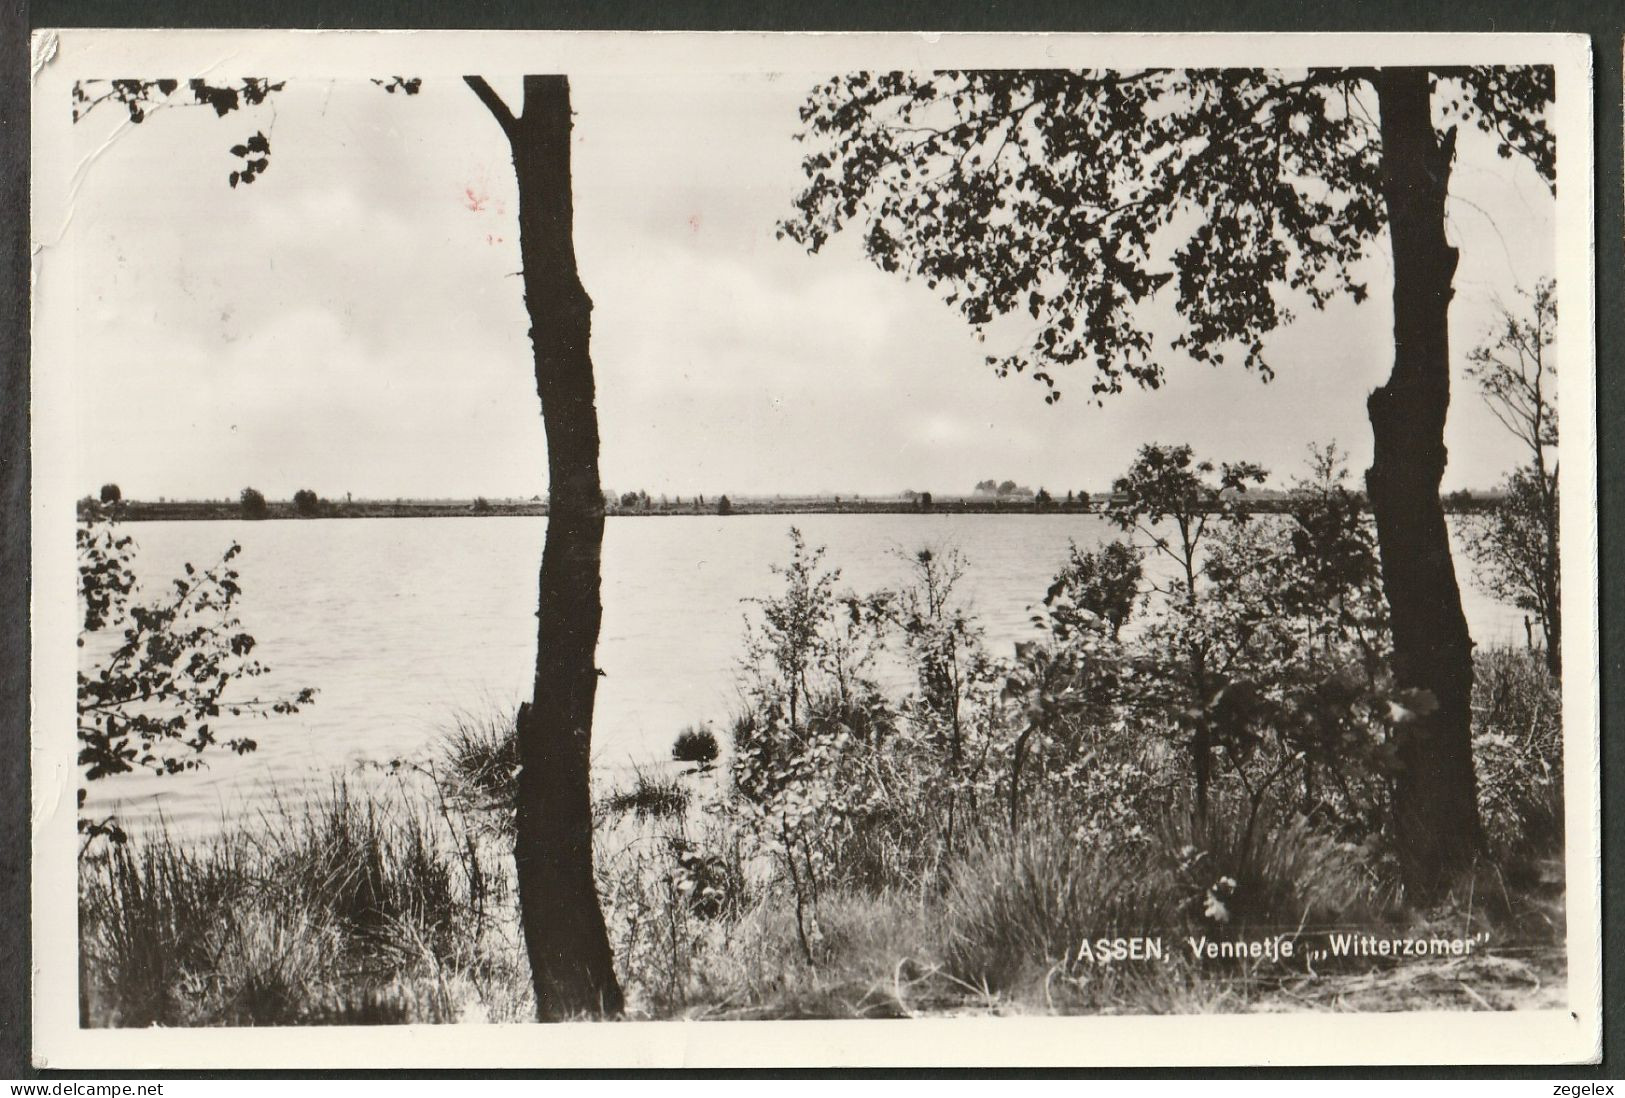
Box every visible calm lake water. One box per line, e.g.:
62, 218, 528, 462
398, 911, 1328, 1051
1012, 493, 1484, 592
81, 514, 1524, 834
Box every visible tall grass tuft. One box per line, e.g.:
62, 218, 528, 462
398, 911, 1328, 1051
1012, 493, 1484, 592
941, 801, 1389, 995
601, 768, 690, 821
940, 817, 1153, 992
79, 778, 527, 1027
437, 707, 520, 832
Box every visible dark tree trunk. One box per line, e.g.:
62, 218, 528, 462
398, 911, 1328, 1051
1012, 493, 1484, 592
468, 74, 624, 1019
1367, 68, 1484, 899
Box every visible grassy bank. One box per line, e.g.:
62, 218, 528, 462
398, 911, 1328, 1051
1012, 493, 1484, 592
79, 643, 1565, 1025
78, 777, 534, 1026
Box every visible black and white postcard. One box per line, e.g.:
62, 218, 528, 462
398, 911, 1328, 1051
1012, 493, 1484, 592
28, 29, 1600, 1068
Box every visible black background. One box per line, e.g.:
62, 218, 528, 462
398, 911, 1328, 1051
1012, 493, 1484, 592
2, 0, 1620, 1080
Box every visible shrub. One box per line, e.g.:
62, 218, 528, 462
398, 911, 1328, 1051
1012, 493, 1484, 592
293, 488, 321, 516
672, 726, 720, 766
99, 483, 122, 504
1147, 800, 1385, 935
1467, 470, 1560, 675
1043, 538, 1143, 640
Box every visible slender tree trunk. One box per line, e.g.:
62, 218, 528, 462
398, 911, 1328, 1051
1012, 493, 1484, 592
1367, 68, 1484, 899
1179, 538, 1211, 822
1542, 475, 1562, 677
469, 74, 624, 1019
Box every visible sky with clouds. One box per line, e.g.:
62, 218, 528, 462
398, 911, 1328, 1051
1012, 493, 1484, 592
62, 70, 1557, 502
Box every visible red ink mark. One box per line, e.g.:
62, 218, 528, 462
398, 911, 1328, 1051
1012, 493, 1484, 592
688, 213, 702, 232
464, 185, 488, 212
486, 234, 503, 245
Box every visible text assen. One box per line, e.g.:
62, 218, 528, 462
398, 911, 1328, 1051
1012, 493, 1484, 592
1072, 937, 1297, 964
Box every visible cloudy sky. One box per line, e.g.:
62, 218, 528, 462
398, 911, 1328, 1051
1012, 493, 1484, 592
62, 71, 1557, 501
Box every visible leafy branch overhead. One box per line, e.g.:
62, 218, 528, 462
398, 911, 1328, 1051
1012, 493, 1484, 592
73, 78, 286, 187
71, 76, 421, 187
780, 67, 1553, 403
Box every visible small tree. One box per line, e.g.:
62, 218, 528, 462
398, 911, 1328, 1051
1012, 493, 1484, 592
1465, 279, 1559, 675
99, 483, 121, 504
917, 490, 934, 512
731, 528, 889, 961
1105, 444, 1267, 606
1472, 469, 1560, 671
717, 495, 733, 516
1278, 442, 1389, 669
239, 487, 268, 520
891, 546, 1001, 851
1103, 443, 1266, 816
743, 528, 839, 732
292, 488, 320, 517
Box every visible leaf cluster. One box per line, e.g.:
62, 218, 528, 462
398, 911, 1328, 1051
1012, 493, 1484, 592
77, 517, 317, 845
782, 67, 1553, 402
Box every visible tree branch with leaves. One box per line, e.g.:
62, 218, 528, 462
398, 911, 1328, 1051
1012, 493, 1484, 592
77, 515, 315, 849
780, 64, 1554, 896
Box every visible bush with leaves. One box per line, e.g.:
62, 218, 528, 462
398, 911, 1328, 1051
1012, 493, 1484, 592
671, 725, 720, 767
1043, 538, 1143, 641
1099, 442, 1266, 814
992, 634, 1132, 836
1082, 442, 1421, 849
77, 516, 315, 847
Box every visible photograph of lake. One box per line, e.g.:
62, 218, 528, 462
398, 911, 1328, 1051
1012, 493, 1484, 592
29, 29, 1599, 1069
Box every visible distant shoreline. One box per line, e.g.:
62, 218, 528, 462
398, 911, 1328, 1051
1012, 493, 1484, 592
78, 495, 1502, 522
85, 498, 1109, 522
